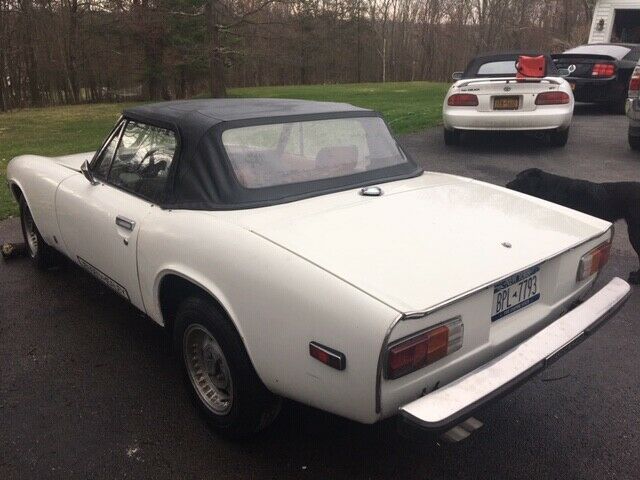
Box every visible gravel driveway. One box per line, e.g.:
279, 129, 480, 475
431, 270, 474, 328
1, 105, 639, 480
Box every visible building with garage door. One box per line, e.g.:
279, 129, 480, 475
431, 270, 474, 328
590, 1, 640, 43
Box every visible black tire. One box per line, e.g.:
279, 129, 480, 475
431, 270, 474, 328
629, 133, 640, 151
174, 295, 281, 439
549, 127, 569, 147
444, 128, 461, 146
19, 196, 57, 269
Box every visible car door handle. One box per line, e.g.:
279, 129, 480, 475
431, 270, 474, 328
115, 216, 136, 231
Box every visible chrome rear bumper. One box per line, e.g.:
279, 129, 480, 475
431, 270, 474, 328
399, 277, 631, 433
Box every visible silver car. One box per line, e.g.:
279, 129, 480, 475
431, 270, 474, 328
626, 60, 640, 150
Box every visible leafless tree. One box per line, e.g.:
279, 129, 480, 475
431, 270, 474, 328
0, 0, 597, 110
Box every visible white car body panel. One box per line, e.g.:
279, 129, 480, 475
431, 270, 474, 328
6, 148, 624, 426
56, 174, 153, 309
443, 77, 574, 131
7, 153, 93, 251
136, 208, 397, 422
231, 173, 607, 313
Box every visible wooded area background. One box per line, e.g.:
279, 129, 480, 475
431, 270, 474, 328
0, 0, 597, 110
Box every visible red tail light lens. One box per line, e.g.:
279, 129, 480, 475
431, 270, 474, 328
386, 318, 463, 380
309, 342, 346, 370
591, 63, 616, 78
448, 94, 479, 107
629, 67, 640, 96
577, 240, 612, 281
535, 91, 571, 105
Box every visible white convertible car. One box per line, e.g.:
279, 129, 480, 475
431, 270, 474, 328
6, 99, 630, 439
444, 53, 575, 147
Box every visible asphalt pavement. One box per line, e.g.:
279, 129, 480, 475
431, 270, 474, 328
1, 105, 639, 479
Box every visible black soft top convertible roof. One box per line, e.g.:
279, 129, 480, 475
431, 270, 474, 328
461, 52, 560, 79
124, 98, 370, 129
120, 99, 421, 210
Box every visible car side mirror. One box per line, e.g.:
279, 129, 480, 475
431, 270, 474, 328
557, 68, 571, 77
451, 72, 463, 81
81, 160, 98, 185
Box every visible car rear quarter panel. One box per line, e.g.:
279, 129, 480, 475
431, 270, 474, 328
137, 209, 399, 424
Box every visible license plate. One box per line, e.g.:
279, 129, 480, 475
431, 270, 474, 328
493, 96, 519, 110
491, 266, 540, 322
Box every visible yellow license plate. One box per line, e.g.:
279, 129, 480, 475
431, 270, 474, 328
493, 96, 519, 110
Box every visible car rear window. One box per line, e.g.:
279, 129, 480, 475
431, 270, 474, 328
221, 117, 408, 189
564, 45, 631, 60
477, 61, 517, 76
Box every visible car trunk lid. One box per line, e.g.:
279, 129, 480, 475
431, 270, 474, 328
552, 54, 617, 79
456, 78, 564, 112
232, 173, 609, 313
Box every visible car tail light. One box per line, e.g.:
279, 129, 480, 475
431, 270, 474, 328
629, 67, 640, 98
448, 94, 479, 107
577, 241, 612, 281
386, 317, 463, 380
591, 63, 616, 78
535, 91, 571, 105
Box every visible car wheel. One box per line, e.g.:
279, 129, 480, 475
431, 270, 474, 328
19, 197, 57, 269
549, 128, 569, 147
174, 295, 281, 439
629, 133, 640, 151
444, 128, 461, 146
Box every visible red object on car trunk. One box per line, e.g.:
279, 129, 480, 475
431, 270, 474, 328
516, 55, 546, 80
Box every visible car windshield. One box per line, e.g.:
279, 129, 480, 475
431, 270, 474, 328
221, 117, 408, 189
564, 45, 631, 60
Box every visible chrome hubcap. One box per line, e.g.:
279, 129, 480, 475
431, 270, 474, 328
22, 207, 38, 258
183, 324, 233, 415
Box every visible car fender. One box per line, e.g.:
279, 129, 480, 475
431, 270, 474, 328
7, 155, 69, 248
137, 208, 399, 423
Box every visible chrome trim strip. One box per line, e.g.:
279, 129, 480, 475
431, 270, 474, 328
90, 116, 124, 169
115, 216, 136, 231
375, 312, 403, 413
591, 223, 614, 287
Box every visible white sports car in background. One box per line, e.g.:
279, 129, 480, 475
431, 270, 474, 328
443, 53, 575, 147
6, 99, 629, 440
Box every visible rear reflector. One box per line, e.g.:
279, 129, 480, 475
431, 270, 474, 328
448, 93, 479, 107
309, 342, 346, 370
577, 241, 612, 281
591, 63, 616, 78
386, 317, 463, 380
535, 91, 571, 105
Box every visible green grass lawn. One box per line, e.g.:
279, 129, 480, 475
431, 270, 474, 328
0, 81, 447, 220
